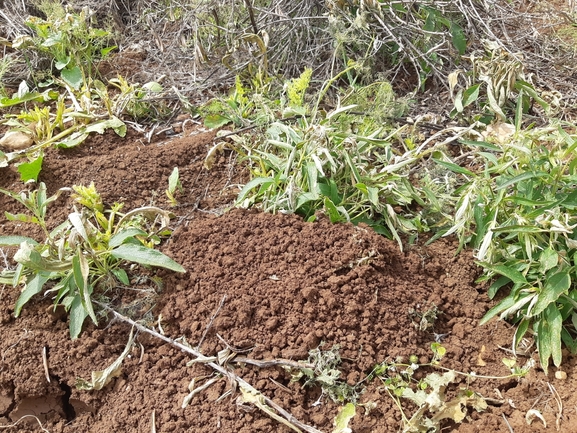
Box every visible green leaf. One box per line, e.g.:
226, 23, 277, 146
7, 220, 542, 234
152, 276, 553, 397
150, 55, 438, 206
73, 251, 97, 325
4, 212, 39, 225
450, 23, 467, 55
61, 66, 83, 90
462, 84, 481, 107
432, 158, 474, 176
539, 247, 558, 273
496, 172, 547, 191
111, 244, 185, 273
487, 276, 511, 299
56, 131, 89, 148
477, 262, 527, 285
544, 305, 563, 367
0, 235, 38, 246
479, 293, 517, 325
109, 228, 148, 248
204, 114, 231, 129
17, 153, 44, 182
324, 197, 343, 223
237, 177, 274, 203
111, 268, 130, 285
167, 167, 181, 193
14, 272, 50, 316
531, 271, 571, 316
513, 319, 530, 354
69, 294, 88, 339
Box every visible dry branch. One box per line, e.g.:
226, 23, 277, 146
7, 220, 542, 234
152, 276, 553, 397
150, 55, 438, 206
98, 303, 323, 433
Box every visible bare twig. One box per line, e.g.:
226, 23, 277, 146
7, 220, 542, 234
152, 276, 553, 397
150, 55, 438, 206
98, 303, 323, 433
197, 294, 226, 349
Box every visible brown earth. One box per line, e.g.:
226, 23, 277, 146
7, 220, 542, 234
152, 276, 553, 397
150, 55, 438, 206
1, 123, 577, 433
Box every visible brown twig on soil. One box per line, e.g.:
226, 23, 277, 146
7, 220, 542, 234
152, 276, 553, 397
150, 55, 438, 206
98, 304, 323, 433
197, 294, 226, 349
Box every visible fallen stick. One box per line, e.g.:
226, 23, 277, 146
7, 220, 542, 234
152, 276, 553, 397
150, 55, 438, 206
99, 304, 323, 433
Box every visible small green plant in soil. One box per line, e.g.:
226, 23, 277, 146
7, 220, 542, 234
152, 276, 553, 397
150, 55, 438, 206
165, 166, 183, 207
0, 182, 185, 338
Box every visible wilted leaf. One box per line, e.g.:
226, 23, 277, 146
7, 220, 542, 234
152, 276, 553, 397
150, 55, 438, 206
333, 403, 356, 433
77, 330, 135, 390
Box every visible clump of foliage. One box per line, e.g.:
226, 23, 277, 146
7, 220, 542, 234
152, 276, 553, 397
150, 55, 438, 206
0, 182, 185, 338
204, 67, 444, 248
13, 2, 115, 88
290, 344, 360, 404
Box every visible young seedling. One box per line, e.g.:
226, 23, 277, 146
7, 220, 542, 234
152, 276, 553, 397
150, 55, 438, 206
165, 167, 183, 207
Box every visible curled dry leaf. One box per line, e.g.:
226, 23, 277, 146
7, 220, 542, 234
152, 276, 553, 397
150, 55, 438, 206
526, 409, 547, 428
0, 131, 34, 150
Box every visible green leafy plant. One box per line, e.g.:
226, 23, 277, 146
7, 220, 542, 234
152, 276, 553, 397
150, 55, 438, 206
13, 3, 115, 89
433, 123, 577, 373
165, 167, 183, 206
0, 182, 185, 338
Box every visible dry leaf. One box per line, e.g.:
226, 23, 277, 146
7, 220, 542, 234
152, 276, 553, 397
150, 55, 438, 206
0, 131, 34, 150
526, 409, 547, 427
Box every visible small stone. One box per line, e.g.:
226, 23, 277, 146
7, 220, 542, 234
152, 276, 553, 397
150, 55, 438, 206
0, 131, 33, 150
555, 370, 567, 380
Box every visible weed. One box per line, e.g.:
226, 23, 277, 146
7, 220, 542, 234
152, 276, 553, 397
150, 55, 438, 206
166, 167, 183, 206
290, 344, 360, 404
0, 182, 184, 338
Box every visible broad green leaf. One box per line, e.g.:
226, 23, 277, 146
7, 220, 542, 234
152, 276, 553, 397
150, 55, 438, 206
111, 244, 185, 273
85, 117, 126, 135
545, 304, 563, 367
487, 276, 511, 299
462, 84, 481, 107
450, 23, 467, 55
479, 293, 517, 325
323, 197, 343, 223
111, 268, 130, 285
536, 318, 551, 373
5, 212, 40, 224
0, 235, 38, 246
14, 272, 50, 316
496, 172, 547, 191
204, 114, 231, 129
513, 319, 530, 354
539, 247, 558, 273
69, 294, 88, 339
61, 66, 83, 90
167, 167, 180, 193
17, 153, 43, 182
56, 131, 89, 148
561, 328, 577, 354
237, 177, 274, 203
109, 228, 148, 248
477, 262, 527, 285
531, 271, 570, 316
